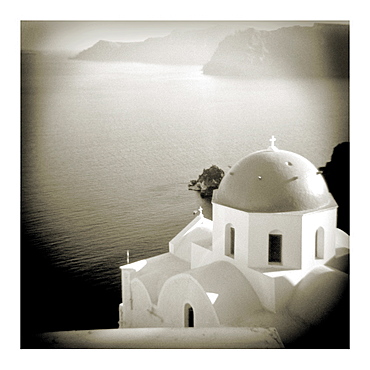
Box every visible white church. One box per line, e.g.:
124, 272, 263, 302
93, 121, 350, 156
118, 137, 349, 346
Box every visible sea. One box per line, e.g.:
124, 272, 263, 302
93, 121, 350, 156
21, 52, 349, 344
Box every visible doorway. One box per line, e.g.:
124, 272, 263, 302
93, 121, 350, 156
184, 304, 194, 327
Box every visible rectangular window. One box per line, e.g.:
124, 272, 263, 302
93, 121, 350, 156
269, 234, 282, 263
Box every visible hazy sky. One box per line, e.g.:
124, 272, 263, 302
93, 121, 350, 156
20, 20, 348, 52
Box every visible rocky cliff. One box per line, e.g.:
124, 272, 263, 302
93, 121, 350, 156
319, 142, 350, 234
73, 23, 348, 77
188, 165, 225, 198
203, 23, 349, 78
73, 24, 247, 65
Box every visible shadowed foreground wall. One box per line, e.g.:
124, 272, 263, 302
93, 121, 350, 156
35, 327, 284, 349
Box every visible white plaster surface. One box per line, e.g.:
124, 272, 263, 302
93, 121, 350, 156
287, 265, 348, 326
115, 145, 349, 346
38, 327, 284, 348
126, 252, 190, 304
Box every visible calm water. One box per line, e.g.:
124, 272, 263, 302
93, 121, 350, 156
21, 53, 349, 342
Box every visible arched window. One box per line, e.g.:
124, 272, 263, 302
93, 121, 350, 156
315, 227, 325, 259
225, 224, 235, 258
269, 232, 282, 263
184, 303, 194, 327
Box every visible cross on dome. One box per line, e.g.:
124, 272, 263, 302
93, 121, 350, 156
193, 206, 204, 216
268, 135, 279, 151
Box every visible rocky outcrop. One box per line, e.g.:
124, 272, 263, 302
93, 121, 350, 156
73, 24, 247, 65
188, 165, 225, 198
203, 23, 349, 78
72, 23, 348, 78
319, 142, 350, 234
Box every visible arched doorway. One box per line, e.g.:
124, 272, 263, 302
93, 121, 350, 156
184, 303, 194, 327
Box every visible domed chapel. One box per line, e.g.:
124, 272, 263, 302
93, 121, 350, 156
118, 137, 349, 346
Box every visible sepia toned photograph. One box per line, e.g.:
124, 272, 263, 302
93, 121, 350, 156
21, 20, 349, 350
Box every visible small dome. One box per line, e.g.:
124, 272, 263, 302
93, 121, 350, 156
213, 148, 333, 213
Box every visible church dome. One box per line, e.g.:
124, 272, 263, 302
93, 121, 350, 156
213, 141, 334, 213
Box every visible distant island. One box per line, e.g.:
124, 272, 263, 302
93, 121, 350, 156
203, 23, 349, 78
72, 24, 247, 65
73, 23, 348, 78
188, 165, 225, 198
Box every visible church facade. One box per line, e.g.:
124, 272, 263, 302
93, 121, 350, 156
118, 138, 349, 342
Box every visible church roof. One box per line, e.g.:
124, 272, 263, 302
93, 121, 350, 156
287, 265, 348, 326
127, 253, 190, 304
213, 140, 335, 213
187, 261, 263, 325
